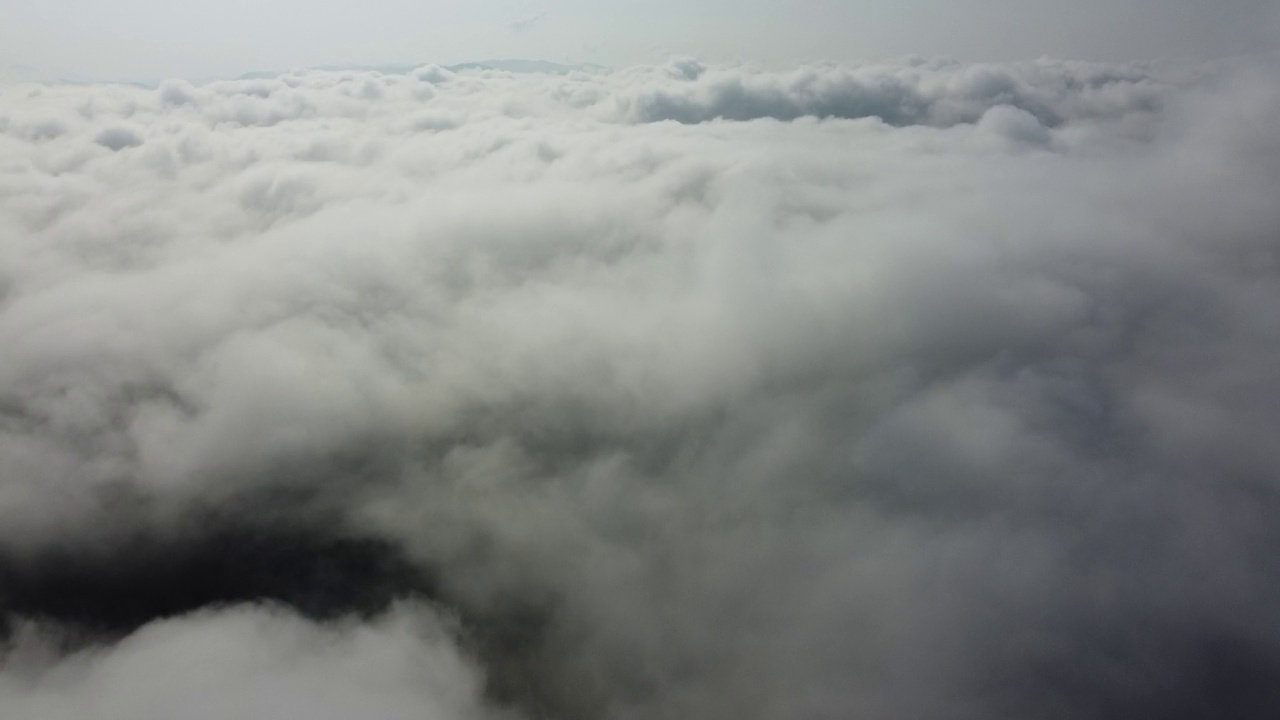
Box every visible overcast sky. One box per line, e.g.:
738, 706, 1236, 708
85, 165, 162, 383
2, 0, 1278, 81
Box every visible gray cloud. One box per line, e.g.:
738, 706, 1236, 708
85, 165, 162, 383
93, 126, 143, 151
1, 56, 1279, 720
611, 58, 1168, 128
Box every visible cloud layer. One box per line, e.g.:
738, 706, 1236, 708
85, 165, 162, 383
2, 56, 1280, 719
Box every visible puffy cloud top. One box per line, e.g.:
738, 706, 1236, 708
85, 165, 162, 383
1, 57, 1279, 720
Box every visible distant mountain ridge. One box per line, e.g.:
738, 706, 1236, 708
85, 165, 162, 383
1, 59, 609, 86
237, 59, 608, 81
443, 59, 608, 75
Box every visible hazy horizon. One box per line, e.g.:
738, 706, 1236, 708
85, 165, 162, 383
3, 0, 1279, 82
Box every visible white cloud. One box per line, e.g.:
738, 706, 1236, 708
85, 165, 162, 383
0, 603, 505, 720
1, 56, 1279, 719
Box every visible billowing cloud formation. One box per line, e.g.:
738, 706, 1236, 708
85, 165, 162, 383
615, 58, 1168, 127
0, 604, 502, 720
1, 57, 1279, 720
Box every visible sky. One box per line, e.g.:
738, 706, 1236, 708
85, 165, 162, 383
1, 0, 1278, 81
